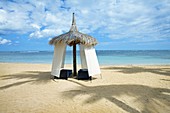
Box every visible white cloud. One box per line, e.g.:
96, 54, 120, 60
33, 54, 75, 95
31, 24, 41, 30
0, 0, 169, 43
0, 37, 11, 45
29, 29, 63, 38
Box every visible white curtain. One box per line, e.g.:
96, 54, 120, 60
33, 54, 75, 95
80, 44, 87, 69
61, 45, 66, 68
84, 46, 101, 76
51, 42, 66, 77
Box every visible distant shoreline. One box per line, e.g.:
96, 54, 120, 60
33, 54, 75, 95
1, 50, 170, 65
0, 62, 170, 67
0, 50, 170, 52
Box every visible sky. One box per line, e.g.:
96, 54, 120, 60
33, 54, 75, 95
0, 0, 170, 51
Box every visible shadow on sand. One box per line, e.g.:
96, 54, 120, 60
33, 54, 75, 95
63, 80, 170, 113
1, 69, 170, 112
0, 71, 51, 90
101, 66, 170, 76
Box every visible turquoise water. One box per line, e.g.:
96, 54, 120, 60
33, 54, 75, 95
0, 50, 170, 65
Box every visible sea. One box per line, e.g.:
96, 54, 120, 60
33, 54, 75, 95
0, 50, 170, 65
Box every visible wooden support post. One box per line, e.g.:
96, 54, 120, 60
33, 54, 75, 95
73, 42, 77, 76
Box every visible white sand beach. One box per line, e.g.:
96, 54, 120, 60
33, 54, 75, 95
0, 63, 170, 113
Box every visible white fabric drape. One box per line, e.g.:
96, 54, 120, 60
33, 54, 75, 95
80, 44, 87, 69
51, 42, 66, 77
51, 43, 100, 77
84, 46, 101, 76
61, 45, 66, 68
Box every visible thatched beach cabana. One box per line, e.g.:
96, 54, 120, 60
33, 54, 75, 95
49, 13, 100, 79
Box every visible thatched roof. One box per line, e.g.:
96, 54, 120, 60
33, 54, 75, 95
49, 13, 98, 46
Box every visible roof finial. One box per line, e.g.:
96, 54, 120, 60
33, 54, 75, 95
70, 13, 78, 32
72, 13, 76, 25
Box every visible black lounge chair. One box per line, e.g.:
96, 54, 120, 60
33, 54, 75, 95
77, 69, 92, 80
59, 69, 72, 80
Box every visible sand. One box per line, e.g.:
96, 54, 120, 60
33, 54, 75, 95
0, 63, 170, 113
